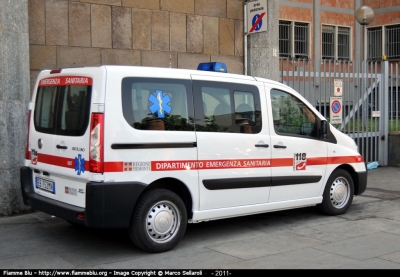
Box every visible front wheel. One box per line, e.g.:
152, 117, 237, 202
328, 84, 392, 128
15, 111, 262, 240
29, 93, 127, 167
129, 189, 187, 253
318, 169, 354, 215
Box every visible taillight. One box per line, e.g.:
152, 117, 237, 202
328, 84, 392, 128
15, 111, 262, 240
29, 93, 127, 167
89, 113, 104, 173
25, 110, 32, 160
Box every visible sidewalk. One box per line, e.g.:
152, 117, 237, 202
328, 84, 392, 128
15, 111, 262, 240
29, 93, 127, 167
0, 166, 399, 269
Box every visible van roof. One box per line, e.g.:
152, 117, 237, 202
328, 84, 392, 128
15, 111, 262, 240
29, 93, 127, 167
40, 65, 290, 89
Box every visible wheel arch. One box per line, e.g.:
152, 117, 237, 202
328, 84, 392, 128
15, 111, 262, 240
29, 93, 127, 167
334, 164, 360, 194
142, 178, 193, 219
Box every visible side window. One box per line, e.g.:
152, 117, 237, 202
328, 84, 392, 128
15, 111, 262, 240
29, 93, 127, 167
34, 86, 57, 133
234, 91, 256, 134
121, 78, 194, 131
194, 81, 262, 134
271, 89, 317, 138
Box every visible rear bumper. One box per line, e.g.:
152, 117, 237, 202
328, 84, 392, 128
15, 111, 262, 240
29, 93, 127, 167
20, 167, 147, 228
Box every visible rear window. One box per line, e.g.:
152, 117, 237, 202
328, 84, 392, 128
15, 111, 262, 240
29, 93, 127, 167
34, 77, 92, 136
121, 78, 194, 131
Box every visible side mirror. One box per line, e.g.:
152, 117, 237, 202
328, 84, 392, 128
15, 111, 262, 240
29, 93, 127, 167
320, 120, 328, 140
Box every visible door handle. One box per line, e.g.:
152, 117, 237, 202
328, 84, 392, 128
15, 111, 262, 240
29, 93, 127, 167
273, 145, 287, 149
255, 144, 269, 148
56, 145, 68, 149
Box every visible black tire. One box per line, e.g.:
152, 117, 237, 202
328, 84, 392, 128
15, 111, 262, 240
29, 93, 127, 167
318, 169, 354, 216
129, 189, 187, 253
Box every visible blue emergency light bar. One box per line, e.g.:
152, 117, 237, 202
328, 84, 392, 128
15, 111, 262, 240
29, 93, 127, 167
197, 62, 227, 73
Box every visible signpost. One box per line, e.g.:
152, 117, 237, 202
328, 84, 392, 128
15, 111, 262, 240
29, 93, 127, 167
330, 97, 343, 124
246, 0, 268, 34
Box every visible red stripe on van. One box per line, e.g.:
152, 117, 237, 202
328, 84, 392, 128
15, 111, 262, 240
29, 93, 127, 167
34, 153, 89, 170
104, 162, 123, 172
270, 158, 293, 167
28, 152, 364, 172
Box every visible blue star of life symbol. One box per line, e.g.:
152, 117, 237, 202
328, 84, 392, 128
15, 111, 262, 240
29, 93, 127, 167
74, 154, 86, 175
148, 90, 172, 118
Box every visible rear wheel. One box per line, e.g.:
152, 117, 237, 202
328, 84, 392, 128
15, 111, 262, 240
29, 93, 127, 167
129, 189, 187, 253
318, 169, 354, 215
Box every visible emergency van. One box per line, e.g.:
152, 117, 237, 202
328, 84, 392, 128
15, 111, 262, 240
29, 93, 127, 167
20, 63, 367, 253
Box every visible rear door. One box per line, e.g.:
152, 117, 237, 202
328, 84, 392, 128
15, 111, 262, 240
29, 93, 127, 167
192, 75, 271, 210
30, 74, 95, 207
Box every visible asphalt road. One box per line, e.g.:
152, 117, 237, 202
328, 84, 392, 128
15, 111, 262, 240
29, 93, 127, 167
1, 166, 400, 270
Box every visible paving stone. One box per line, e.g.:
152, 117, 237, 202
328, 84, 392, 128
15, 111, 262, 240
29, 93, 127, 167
220, 247, 353, 269
0, 253, 74, 269
179, 218, 267, 249
338, 258, 400, 269
313, 232, 400, 261
207, 231, 325, 260
93, 247, 242, 269
287, 226, 350, 243
54, 242, 140, 268
91, 4, 112, 48
306, 218, 391, 238
380, 250, 400, 264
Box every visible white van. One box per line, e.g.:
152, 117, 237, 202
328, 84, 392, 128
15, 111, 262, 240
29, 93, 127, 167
21, 63, 367, 253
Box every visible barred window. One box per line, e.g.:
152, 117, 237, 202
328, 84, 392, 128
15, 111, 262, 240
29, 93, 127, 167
279, 20, 309, 58
279, 21, 291, 57
294, 23, 308, 58
322, 26, 335, 60
367, 27, 382, 60
338, 27, 350, 60
322, 25, 351, 61
386, 25, 400, 59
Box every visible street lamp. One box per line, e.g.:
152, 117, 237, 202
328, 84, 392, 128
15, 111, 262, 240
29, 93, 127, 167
355, 6, 374, 129
355, 6, 375, 61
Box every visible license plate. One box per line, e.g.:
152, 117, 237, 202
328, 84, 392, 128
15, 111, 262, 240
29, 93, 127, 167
35, 177, 55, 194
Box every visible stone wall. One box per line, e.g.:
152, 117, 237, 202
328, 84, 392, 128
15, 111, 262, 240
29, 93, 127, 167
0, 0, 31, 216
28, 0, 245, 93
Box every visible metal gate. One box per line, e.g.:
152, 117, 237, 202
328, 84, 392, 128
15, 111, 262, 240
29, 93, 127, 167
279, 59, 399, 165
